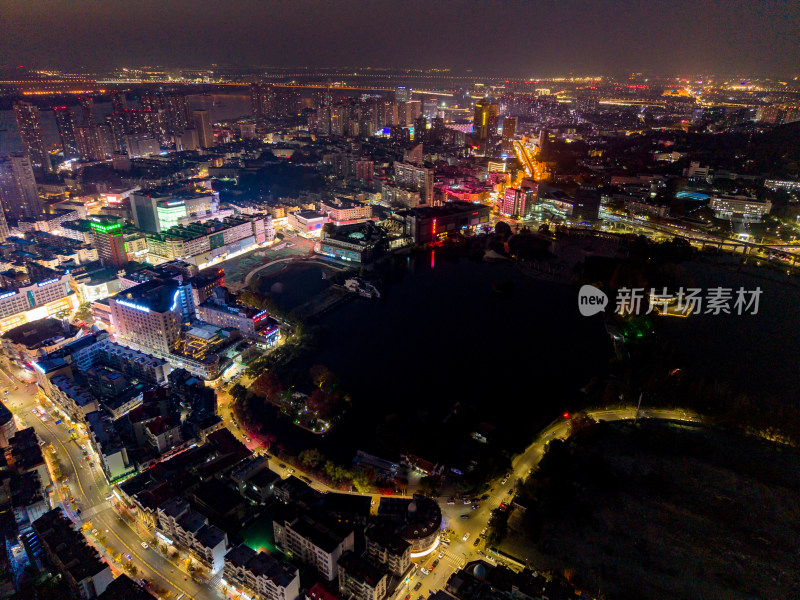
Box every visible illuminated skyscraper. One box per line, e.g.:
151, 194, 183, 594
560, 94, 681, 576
0, 153, 42, 222
192, 110, 214, 148
13, 101, 52, 173
501, 116, 517, 152
53, 106, 79, 159
473, 99, 499, 150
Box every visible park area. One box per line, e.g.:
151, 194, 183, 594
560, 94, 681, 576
505, 419, 800, 600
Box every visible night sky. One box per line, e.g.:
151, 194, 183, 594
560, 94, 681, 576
1, 0, 798, 76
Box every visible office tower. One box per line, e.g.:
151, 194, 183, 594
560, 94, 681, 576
192, 110, 214, 148
75, 124, 106, 161
79, 96, 96, 124
502, 117, 517, 141
109, 279, 183, 359
90, 219, 128, 268
395, 86, 411, 103
473, 99, 499, 149
501, 116, 517, 152
53, 106, 79, 159
0, 154, 42, 222
111, 90, 127, 113
13, 101, 52, 173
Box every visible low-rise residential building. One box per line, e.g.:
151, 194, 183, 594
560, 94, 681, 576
337, 551, 388, 600
274, 508, 355, 581
224, 543, 301, 600
32, 509, 114, 599
365, 524, 411, 577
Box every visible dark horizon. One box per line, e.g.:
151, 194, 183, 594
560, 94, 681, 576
2, 0, 799, 78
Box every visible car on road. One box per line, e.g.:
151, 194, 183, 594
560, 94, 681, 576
462, 532, 470, 542
462, 498, 471, 504
413, 582, 422, 591
499, 502, 509, 511
471, 504, 479, 510
446, 498, 455, 505
278, 463, 286, 468
459, 514, 469, 519
500, 478, 507, 485
438, 551, 445, 559
480, 494, 489, 500
473, 538, 480, 547
420, 568, 430, 575
140, 542, 148, 550
432, 560, 439, 568
300, 476, 312, 484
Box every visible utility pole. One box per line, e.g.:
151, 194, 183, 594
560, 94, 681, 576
634, 391, 642, 423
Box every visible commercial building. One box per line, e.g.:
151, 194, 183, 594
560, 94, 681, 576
124, 133, 160, 158
317, 222, 385, 264
223, 543, 301, 600
320, 199, 373, 225
0, 153, 42, 222
109, 278, 183, 359
0, 272, 77, 334
377, 494, 442, 557
394, 202, 491, 244
274, 508, 355, 581
499, 186, 536, 218
288, 210, 328, 238
196, 288, 278, 341
709, 194, 772, 223
145, 214, 273, 267
1, 318, 81, 367
32, 509, 114, 599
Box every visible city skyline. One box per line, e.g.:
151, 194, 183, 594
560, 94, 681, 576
1, 0, 799, 77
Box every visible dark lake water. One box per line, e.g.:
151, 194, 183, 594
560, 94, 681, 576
656, 259, 800, 403
253, 253, 613, 463
251, 255, 800, 465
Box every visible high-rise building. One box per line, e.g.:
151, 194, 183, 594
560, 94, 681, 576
0, 153, 42, 221
111, 90, 127, 113
79, 96, 96, 125
109, 279, 183, 359
89, 219, 128, 268
501, 116, 517, 152
192, 110, 214, 148
75, 124, 106, 162
13, 101, 52, 173
394, 161, 434, 206
473, 99, 499, 150
395, 86, 411, 103
53, 106, 79, 159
